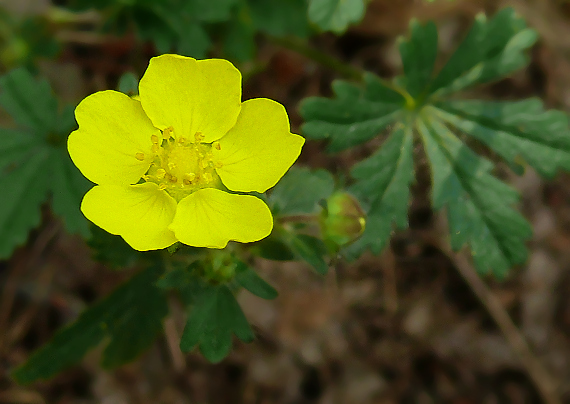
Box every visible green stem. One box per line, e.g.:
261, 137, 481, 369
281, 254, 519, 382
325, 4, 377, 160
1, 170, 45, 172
268, 35, 416, 106
267, 35, 363, 81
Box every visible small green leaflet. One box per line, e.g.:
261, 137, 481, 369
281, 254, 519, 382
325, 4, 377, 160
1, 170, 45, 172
417, 116, 532, 277
299, 8, 569, 276
288, 234, 329, 274
235, 262, 278, 300
0, 68, 90, 259
300, 75, 405, 152
269, 167, 335, 216
308, 0, 366, 34
12, 266, 168, 383
345, 125, 414, 259
158, 262, 263, 363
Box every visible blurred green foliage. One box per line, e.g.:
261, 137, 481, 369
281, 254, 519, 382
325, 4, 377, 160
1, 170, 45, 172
3, 0, 570, 385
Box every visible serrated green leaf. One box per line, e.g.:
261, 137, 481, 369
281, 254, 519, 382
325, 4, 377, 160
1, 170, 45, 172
417, 116, 532, 277
176, 23, 211, 58
0, 149, 51, 258
308, 0, 366, 33
49, 149, 91, 237
0, 69, 90, 257
0, 128, 35, 171
180, 282, 254, 363
0, 68, 57, 134
428, 8, 537, 96
269, 167, 334, 216
235, 261, 278, 300
247, 0, 309, 37
289, 234, 329, 274
184, 0, 239, 23
344, 125, 414, 258
12, 266, 167, 383
88, 226, 144, 269
223, 15, 255, 62
300, 74, 405, 151
399, 20, 438, 97
432, 100, 570, 178
251, 235, 296, 261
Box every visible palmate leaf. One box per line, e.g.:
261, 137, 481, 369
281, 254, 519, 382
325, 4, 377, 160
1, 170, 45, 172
0, 68, 90, 259
12, 266, 168, 383
299, 8, 569, 276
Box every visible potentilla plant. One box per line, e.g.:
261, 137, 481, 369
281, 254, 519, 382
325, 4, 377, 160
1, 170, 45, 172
1, 6, 568, 386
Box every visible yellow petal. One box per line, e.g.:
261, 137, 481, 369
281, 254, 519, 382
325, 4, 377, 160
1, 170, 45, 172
139, 55, 242, 143
68, 90, 158, 185
213, 98, 305, 193
169, 188, 273, 248
81, 183, 178, 251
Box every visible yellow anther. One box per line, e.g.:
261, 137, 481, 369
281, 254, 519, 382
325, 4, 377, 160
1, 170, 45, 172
163, 126, 174, 139
178, 137, 186, 144
194, 132, 205, 142
168, 162, 176, 170
159, 183, 167, 190
156, 168, 166, 179
169, 175, 178, 183
142, 175, 150, 181
151, 144, 160, 153
151, 134, 159, 144
183, 172, 196, 182
135, 152, 145, 161
213, 142, 221, 150
201, 160, 210, 169
203, 173, 213, 183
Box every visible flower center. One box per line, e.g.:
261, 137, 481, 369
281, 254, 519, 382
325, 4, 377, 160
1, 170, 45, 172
138, 127, 222, 201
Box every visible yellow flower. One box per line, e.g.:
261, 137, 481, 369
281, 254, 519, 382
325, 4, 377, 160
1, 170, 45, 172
68, 54, 304, 250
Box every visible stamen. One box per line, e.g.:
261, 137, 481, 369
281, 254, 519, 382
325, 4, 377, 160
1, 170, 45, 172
163, 126, 174, 139
142, 175, 150, 181
159, 183, 167, 190
201, 160, 210, 169
169, 175, 178, 183
151, 134, 159, 144
156, 168, 166, 180
178, 137, 186, 144
194, 132, 205, 143
168, 162, 176, 170
213, 142, 221, 150
151, 144, 160, 153
184, 172, 196, 183
135, 152, 145, 161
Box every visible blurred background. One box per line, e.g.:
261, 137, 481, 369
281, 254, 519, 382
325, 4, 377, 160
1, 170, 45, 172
2, 0, 570, 403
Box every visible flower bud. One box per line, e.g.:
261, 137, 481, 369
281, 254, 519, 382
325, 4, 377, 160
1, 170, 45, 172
319, 192, 365, 249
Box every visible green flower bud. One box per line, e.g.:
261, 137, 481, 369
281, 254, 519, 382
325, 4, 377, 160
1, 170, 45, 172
319, 192, 365, 250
